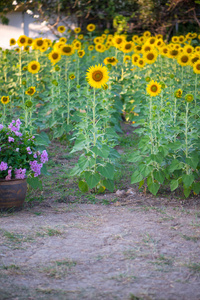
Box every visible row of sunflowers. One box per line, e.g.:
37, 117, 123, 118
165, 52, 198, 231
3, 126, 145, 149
0, 24, 200, 197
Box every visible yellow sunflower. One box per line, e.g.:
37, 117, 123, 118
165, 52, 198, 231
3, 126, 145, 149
132, 35, 139, 43
88, 45, 94, 51
27, 37, 34, 46
59, 37, 67, 44
94, 36, 104, 44
146, 80, 162, 97
184, 45, 194, 55
137, 58, 145, 68
73, 40, 81, 50
78, 49, 85, 58
174, 89, 182, 98
61, 44, 74, 56
17, 35, 27, 47
74, 27, 81, 34
44, 38, 52, 47
87, 24, 96, 32
159, 45, 169, 56
168, 49, 179, 59
28, 61, 40, 74
69, 73, 75, 80
78, 34, 84, 40
33, 38, 45, 50
9, 38, 16, 46
146, 37, 156, 45
123, 55, 131, 63
121, 41, 134, 53
193, 60, 200, 74
143, 31, 151, 38
25, 86, 36, 96
143, 50, 158, 64
95, 43, 105, 53
142, 44, 154, 53
112, 34, 126, 49
132, 53, 140, 65
133, 45, 142, 53
48, 51, 61, 65
178, 35, 185, 43
103, 57, 118, 66
177, 52, 190, 66
86, 64, 109, 89
190, 53, 200, 65
57, 26, 66, 33
1, 96, 9, 105
171, 36, 179, 43
185, 94, 194, 103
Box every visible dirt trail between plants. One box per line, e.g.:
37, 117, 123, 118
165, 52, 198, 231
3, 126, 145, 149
1, 197, 200, 300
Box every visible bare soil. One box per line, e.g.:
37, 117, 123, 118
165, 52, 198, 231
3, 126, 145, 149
0, 126, 200, 300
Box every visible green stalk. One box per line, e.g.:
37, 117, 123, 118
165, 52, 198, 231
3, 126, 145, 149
194, 73, 197, 107
149, 96, 154, 154
67, 79, 70, 125
185, 101, 189, 175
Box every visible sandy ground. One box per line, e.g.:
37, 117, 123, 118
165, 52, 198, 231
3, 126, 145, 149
1, 195, 200, 300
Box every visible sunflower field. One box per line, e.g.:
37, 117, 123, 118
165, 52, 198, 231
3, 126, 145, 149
1, 26, 200, 198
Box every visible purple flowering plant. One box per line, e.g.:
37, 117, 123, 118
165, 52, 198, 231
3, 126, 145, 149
0, 119, 48, 188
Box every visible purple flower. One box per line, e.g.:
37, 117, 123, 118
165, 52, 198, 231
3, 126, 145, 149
29, 160, 43, 177
0, 147, 1, 151
26, 147, 32, 155
33, 153, 37, 158
14, 168, 26, 179
0, 161, 8, 171
41, 150, 48, 163
5, 168, 12, 180
16, 148, 19, 152
8, 119, 22, 136
0, 124, 3, 130
8, 136, 14, 142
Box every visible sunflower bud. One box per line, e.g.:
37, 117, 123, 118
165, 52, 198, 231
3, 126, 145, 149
185, 94, 194, 103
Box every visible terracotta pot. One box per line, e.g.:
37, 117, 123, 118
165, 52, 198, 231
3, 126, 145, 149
0, 179, 27, 209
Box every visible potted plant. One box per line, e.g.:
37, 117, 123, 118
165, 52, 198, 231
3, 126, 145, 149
0, 119, 48, 209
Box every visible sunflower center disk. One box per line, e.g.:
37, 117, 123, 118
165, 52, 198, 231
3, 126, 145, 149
151, 85, 158, 92
92, 71, 103, 82
31, 64, 37, 70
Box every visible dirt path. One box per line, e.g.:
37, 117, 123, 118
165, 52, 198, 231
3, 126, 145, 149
1, 198, 200, 300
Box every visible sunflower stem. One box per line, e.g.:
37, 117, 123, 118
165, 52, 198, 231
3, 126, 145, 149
67, 79, 70, 125
195, 73, 197, 107
185, 101, 189, 175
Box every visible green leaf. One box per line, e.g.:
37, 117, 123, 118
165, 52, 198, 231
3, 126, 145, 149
138, 179, 144, 189
170, 179, 179, 191
70, 134, 87, 153
139, 164, 153, 177
35, 132, 50, 146
154, 170, 165, 184
41, 164, 50, 176
97, 163, 114, 180
148, 182, 160, 196
78, 180, 89, 193
183, 186, 191, 198
70, 165, 81, 177
92, 145, 110, 158
102, 179, 114, 192
131, 170, 143, 184
182, 174, 194, 188
168, 159, 183, 173
27, 177, 43, 190
127, 150, 141, 162
85, 172, 100, 189
78, 156, 89, 171
186, 155, 199, 169
192, 182, 200, 194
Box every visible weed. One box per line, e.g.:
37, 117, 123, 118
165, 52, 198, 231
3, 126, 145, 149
186, 262, 200, 273
180, 234, 200, 242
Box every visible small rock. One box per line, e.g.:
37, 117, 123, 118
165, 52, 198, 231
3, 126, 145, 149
115, 190, 126, 197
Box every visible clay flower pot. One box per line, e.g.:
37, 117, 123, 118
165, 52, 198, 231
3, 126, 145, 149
0, 179, 27, 209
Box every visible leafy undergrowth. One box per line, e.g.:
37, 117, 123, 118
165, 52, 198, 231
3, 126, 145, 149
26, 122, 200, 209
